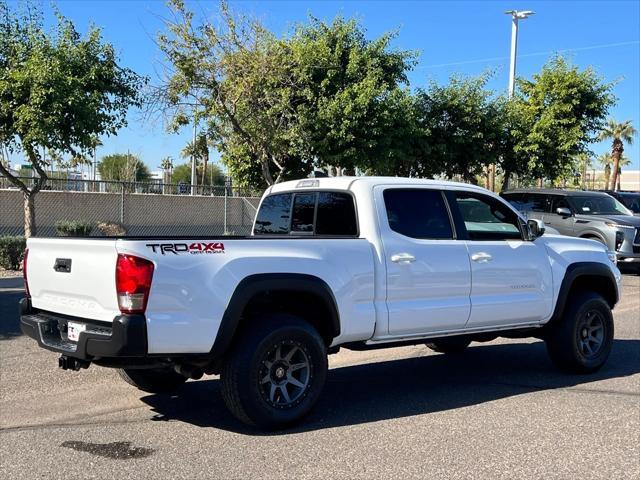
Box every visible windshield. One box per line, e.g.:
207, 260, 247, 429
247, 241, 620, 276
618, 193, 640, 214
569, 195, 633, 216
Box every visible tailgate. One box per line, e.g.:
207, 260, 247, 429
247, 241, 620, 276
27, 238, 120, 322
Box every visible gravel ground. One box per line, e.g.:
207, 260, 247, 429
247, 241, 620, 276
0, 268, 22, 279
0, 274, 638, 479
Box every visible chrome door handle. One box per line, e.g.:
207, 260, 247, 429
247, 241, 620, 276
471, 252, 493, 263
391, 253, 416, 264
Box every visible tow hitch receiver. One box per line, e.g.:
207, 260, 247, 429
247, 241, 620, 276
59, 355, 90, 371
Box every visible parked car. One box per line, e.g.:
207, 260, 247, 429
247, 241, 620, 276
21, 178, 621, 429
600, 190, 640, 216
502, 189, 640, 266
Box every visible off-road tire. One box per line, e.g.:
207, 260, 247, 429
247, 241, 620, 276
118, 367, 187, 393
220, 314, 328, 429
545, 291, 614, 374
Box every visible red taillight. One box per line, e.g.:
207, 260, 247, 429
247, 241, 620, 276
23, 248, 30, 298
115, 254, 154, 314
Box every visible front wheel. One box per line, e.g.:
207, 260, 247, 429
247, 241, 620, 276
545, 291, 614, 374
221, 315, 328, 429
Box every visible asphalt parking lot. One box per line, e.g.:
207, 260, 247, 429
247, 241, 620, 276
1, 273, 638, 479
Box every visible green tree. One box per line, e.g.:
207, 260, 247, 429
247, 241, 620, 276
157, 1, 416, 188
172, 162, 224, 186
98, 154, 150, 182
410, 73, 504, 184
499, 56, 615, 190
0, 1, 144, 236
286, 16, 416, 177
597, 119, 636, 191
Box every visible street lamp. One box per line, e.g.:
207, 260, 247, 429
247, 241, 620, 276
491, 9, 534, 192
191, 116, 197, 196
505, 10, 535, 98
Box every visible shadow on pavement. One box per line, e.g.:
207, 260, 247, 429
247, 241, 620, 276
141, 339, 640, 435
0, 277, 24, 340
618, 265, 640, 276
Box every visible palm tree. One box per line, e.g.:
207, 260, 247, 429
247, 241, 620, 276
598, 119, 637, 191
573, 153, 592, 189
160, 156, 174, 185
597, 153, 612, 189
69, 155, 92, 189
615, 153, 631, 191
88, 135, 103, 183
180, 133, 209, 188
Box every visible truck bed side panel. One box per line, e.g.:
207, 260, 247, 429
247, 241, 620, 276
117, 238, 376, 354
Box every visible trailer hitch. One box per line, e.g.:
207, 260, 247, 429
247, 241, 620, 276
58, 355, 90, 371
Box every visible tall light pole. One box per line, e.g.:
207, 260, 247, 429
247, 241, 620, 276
191, 115, 197, 196
490, 9, 534, 192
505, 10, 535, 98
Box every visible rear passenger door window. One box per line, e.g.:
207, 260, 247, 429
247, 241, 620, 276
383, 189, 453, 239
503, 193, 548, 217
550, 196, 571, 212
526, 194, 550, 213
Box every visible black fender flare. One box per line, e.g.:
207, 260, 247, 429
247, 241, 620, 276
547, 261, 618, 328
209, 273, 340, 357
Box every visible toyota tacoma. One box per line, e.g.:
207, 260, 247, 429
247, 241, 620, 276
20, 177, 622, 428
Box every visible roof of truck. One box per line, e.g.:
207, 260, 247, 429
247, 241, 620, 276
502, 188, 611, 197
267, 176, 490, 194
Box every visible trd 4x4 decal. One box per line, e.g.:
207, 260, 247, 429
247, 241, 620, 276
146, 242, 225, 255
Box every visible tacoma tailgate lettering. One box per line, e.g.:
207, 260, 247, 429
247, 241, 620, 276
146, 242, 225, 255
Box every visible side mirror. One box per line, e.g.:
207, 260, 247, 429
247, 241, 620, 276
527, 219, 546, 240
556, 207, 572, 217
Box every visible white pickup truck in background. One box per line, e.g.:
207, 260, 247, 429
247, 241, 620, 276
21, 177, 622, 428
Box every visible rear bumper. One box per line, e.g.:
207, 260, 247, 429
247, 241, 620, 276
616, 252, 640, 263
19, 298, 147, 361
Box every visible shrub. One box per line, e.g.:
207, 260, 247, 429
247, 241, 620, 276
0, 236, 26, 270
55, 220, 93, 237
96, 221, 127, 236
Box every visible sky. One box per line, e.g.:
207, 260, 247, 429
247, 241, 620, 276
13, 0, 640, 173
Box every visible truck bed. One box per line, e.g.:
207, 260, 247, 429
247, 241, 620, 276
25, 236, 376, 354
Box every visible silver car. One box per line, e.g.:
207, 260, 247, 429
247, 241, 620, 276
502, 189, 640, 266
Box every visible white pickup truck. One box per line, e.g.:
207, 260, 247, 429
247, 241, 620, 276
21, 177, 622, 429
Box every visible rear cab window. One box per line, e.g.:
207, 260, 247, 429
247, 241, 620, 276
254, 191, 358, 236
253, 193, 292, 234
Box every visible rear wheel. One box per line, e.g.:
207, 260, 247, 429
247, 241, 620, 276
118, 367, 187, 393
545, 291, 613, 373
221, 315, 327, 429
426, 336, 471, 354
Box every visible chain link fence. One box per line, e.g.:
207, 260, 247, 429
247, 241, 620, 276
0, 177, 263, 237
